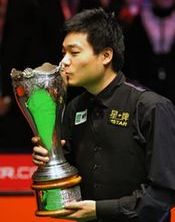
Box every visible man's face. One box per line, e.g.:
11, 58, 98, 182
61, 32, 105, 89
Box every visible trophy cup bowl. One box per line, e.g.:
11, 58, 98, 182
10, 63, 81, 217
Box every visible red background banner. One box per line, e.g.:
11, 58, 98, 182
0, 154, 73, 222
0, 154, 36, 193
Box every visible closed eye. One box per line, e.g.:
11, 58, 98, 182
71, 51, 80, 56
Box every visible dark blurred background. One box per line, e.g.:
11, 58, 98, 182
0, 0, 174, 153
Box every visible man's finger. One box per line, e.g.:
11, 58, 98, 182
32, 152, 49, 161
33, 146, 48, 156
32, 159, 46, 166
32, 153, 49, 166
31, 136, 40, 144
61, 139, 66, 146
64, 201, 82, 209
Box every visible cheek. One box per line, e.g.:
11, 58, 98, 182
74, 58, 94, 75
80, 62, 103, 83
73, 54, 101, 82
80, 55, 100, 71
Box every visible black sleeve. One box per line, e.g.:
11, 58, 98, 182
136, 186, 174, 222
135, 92, 175, 222
96, 190, 142, 221
96, 92, 175, 222
137, 92, 175, 190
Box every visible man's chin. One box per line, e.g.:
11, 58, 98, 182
68, 81, 80, 87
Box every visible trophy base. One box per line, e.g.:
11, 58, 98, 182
35, 208, 75, 217
32, 174, 82, 217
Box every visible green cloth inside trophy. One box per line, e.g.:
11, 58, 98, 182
27, 88, 56, 151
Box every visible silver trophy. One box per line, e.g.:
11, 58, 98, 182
10, 63, 81, 217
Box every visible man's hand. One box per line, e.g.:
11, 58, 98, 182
32, 136, 66, 166
63, 200, 97, 222
32, 136, 49, 166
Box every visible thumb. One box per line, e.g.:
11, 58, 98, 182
31, 136, 40, 144
64, 201, 82, 209
61, 139, 66, 146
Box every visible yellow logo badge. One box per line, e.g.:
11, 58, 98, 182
109, 109, 129, 127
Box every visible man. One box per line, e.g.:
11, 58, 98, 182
32, 8, 175, 222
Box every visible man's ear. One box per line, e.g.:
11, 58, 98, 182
102, 48, 113, 65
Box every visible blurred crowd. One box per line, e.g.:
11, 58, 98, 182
0, 0, 174, 152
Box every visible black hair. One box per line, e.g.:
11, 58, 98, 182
64, 8, 125, 72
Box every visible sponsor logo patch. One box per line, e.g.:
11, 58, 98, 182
109, 109, 129, 127
75, 109, 87, 125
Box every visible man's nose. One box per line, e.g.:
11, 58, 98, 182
61, 54, 71, 67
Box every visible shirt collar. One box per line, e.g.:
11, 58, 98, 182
86, 71, 125, 107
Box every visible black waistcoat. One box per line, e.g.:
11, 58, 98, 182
65, 76, 147, 201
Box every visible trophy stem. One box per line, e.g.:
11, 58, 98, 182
32, 143, 78, 182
